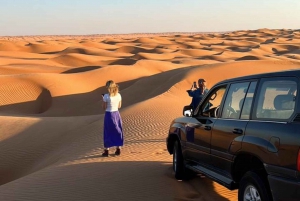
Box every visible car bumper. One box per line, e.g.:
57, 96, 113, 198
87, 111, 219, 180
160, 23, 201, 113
268, 175, 300, 201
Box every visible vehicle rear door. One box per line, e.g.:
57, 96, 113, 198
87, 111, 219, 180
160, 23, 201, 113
243, 77, 298, 169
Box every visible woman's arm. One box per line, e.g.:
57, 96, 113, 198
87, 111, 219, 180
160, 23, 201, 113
102, 101, 107, 110
118, 100, 122, 108
102, 94, 107, 110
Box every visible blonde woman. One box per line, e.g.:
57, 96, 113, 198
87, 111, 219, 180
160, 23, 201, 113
102, 80, 124, 157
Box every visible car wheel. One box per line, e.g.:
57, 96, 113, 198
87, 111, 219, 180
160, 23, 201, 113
238, 171, 272, 201
173, 141, 185, 180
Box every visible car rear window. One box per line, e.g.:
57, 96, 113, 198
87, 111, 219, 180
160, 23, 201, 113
255, 79, 297, 120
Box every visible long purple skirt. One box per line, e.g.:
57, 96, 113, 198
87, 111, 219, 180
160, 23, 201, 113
103, 111, 124, 148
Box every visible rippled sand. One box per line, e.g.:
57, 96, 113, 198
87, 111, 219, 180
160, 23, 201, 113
0, 28, 300, 201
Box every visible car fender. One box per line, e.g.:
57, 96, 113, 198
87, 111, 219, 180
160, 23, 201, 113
169, 122, 186, 141
240, 135, 279, 164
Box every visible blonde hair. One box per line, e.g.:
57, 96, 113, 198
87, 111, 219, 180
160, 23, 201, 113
106, 80, 119, 96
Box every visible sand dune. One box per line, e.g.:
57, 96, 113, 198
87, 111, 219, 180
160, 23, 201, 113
0, 64, 68, 75
0, 28, 300, 201
0, 78, 51, 114
50, 53, 111, 67
59, 47, 133, 58
180, 49, 220, 57
135, 52, 187, 60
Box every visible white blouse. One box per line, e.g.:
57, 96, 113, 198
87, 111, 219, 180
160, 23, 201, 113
103, 93, 122, 112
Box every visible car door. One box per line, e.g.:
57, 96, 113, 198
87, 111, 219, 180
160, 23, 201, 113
210, 81, 257, 176
244, 77, 298, 168
184, 85, 228, 165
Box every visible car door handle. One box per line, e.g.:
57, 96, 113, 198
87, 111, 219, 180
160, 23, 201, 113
204, 126, 211, 131
194, 124, 202, 128
232, 128, 243, 135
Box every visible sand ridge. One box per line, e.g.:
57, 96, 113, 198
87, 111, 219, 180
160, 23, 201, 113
0, 29, 300, 201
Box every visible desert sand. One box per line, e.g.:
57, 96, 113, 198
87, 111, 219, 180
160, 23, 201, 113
0, 28, 300, 201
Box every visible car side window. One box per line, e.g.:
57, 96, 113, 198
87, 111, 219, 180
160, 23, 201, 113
240, 82, 257, 119
255, 78, 297, 120
196, 85, 227, 118
221, 82, 250, 119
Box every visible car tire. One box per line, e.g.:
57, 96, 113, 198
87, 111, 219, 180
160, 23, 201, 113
238, 171, 272, 201
173, 141, 185, 180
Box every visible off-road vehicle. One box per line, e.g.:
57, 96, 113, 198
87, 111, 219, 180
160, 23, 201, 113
167, 70, 300, 201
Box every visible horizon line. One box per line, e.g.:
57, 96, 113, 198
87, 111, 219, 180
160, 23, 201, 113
1, 28, 298, 38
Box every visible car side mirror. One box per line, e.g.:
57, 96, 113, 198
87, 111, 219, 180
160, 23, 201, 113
183, 105, 193, 117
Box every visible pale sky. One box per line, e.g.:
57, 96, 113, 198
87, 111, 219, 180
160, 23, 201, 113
0, 0, 299, 36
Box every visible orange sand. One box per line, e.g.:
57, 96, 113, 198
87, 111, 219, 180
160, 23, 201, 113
0, 29, 300, 201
